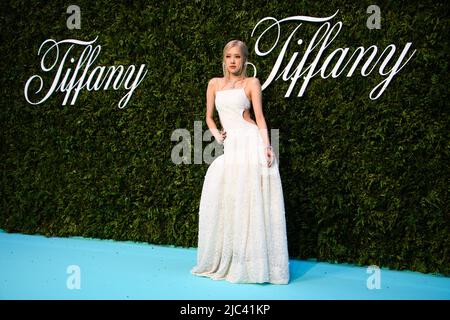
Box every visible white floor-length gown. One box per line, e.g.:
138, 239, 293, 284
191, 83, 290, 284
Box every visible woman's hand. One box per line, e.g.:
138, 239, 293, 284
266, 146, 274, 167
216, 128, 227, 144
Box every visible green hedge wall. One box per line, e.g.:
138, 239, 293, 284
1, 0, 448, 275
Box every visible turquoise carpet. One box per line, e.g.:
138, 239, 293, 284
0, 230, 448, 300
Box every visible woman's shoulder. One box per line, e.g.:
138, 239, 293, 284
208, 77, 224, 88
245, 77, 261, 88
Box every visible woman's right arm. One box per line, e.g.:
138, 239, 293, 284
205, 78, 226, 144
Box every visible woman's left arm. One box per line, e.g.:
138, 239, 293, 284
249, 78, 274, 167
250, 78, 271, 147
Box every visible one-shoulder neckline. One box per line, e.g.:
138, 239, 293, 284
216, 88, 250, 103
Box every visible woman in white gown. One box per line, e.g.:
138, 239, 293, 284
191, 40, 290, 284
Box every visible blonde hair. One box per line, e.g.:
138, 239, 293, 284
222, 40, 249, 79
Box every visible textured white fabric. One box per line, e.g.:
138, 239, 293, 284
191, 87, 290, 284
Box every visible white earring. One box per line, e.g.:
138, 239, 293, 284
245, 62, 257, 77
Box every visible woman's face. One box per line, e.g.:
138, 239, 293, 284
224, 46, 243, 76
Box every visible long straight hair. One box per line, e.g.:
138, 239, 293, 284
222, 40, 249, 79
